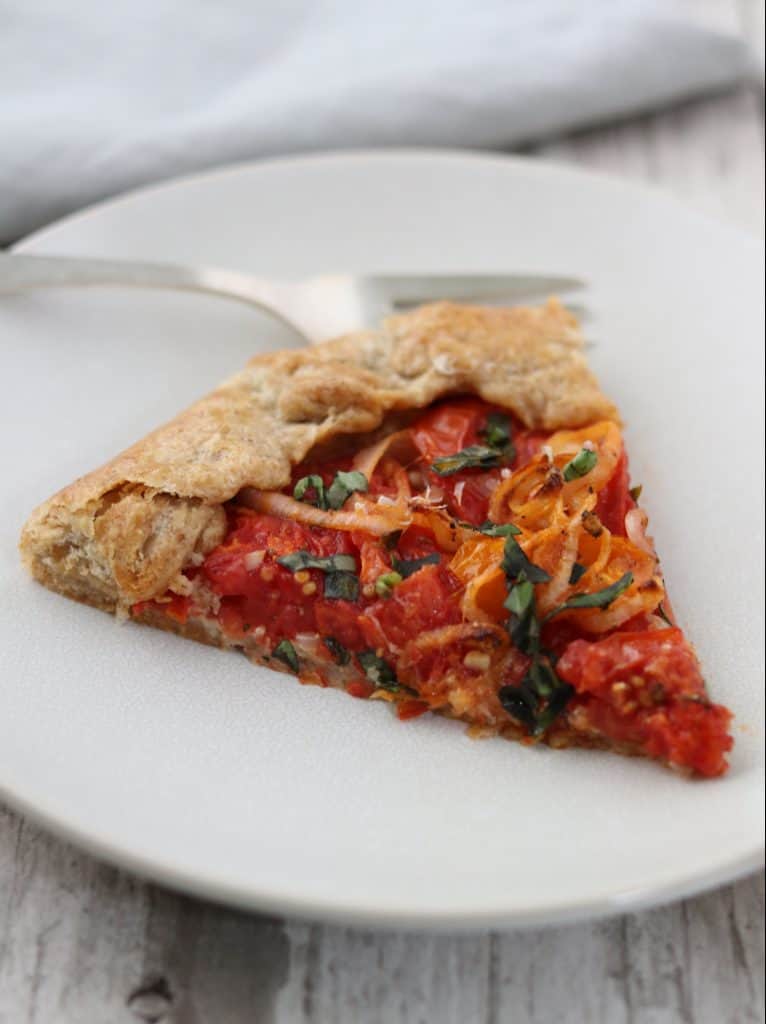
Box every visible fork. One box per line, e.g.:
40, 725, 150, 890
0, 251, 583, 344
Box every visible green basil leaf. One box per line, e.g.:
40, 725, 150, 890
358, 650, 401, 691
548, 571, 633, 617
326, 470, 369, 510
509, 607, 540, 655
629, 484, 643, 502
273, 639, 299, 673
383, 530, 403, 550
657, 602, 674, 627
474, 520, 521, 537
562, 447, 598, 482
481, 412, 515, 459
568, 561, 587, 585
278, 550, 357, 574
293, 474, 327, 508
500, 534, 551, 584
323, 637, 351, 666
430, 444, 506, 477
498, 659, 573, 736
391, 552, 441, 578
504, 577, 534, 618
375, 571, 403, 598
498, 684, 539, 733
531, 682, 575, 734
323, 571, 360, 602
527, 657, 560, 699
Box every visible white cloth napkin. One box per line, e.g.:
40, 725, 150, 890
0, 0, 747, 244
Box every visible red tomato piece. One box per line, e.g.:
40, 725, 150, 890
203, 512, 361, 641
512, 429, 551, 468
410, 397, 489, 459
557, 629, 733, 776
359, 565, 462, 651
595, 448, 635, 537
314, 600, 367, 651
347, 680, 375, 699
396, 699, 431, 721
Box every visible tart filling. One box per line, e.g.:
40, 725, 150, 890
134, 397, 732, 777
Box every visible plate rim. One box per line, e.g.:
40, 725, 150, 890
5, 147, 764, 929
1, 774, 762, 931
15, 145, 765, 255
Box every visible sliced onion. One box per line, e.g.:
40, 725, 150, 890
352, 430, 416, 479
625, 507, 654, 555
403, 622, 508, 653
239, 488, 412, 536
243, 550, 265, 571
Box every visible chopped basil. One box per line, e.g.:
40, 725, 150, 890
391, 552, 441, 578
500, 534, 551, 585
278, 550, 360, 601
323, 636, 351, 665
323, 571, 360, 602
504, 576, 534, 619
474, 520, 521, 537
546, 572, 633, 619
498, 683, 539, 734
504, 571, 541, 656
293, 474, 326, 508
498, 667, 573, 738
358, 650, 401, 691
562, 447, 598, 482
293, 470, 368, 510
530, 682, 576, 734
481, 412, 515, 458
273, 639, 299, 673
375, 571, 403, 598
568, 561, 587, 585
326, 470, 368, 510
498, 532, 571, 735
430, 411, 515, 477
278, 551, 357, 574
629, 484, 643, 503
657, 602, 674, 627
430, 444, 506, 477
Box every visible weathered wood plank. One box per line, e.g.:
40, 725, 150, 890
2, 807, 762, 1024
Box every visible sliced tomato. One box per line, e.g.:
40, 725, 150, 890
512, 429, 551, 468
203, 511, 361, 641
410, 399, 500, 524
314, 599, 367, 651
359, 564, 462, 651
594, 447, 635, 537
410, 397, 489, 459
557, 629, 732, 776
396, 698, 431, 721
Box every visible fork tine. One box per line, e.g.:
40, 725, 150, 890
369, 274, 585, 309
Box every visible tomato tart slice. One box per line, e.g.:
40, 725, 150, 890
20, 300, 733, 776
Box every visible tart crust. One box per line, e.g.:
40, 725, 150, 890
21, 299, 616, 611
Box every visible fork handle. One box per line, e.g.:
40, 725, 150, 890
0, 251, 297, 326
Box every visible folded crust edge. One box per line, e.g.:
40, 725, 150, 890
20, 300, 618, 611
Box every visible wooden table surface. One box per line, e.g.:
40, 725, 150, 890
2, 5, 764, 1022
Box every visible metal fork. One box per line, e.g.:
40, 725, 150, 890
0, 251, 584, 344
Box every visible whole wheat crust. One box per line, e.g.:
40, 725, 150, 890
20, 299, 617, 612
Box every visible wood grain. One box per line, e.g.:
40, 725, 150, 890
0, 809, 763, 1024
1, 5, 764, 1021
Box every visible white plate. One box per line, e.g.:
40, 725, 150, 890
1, 151, 763, 929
